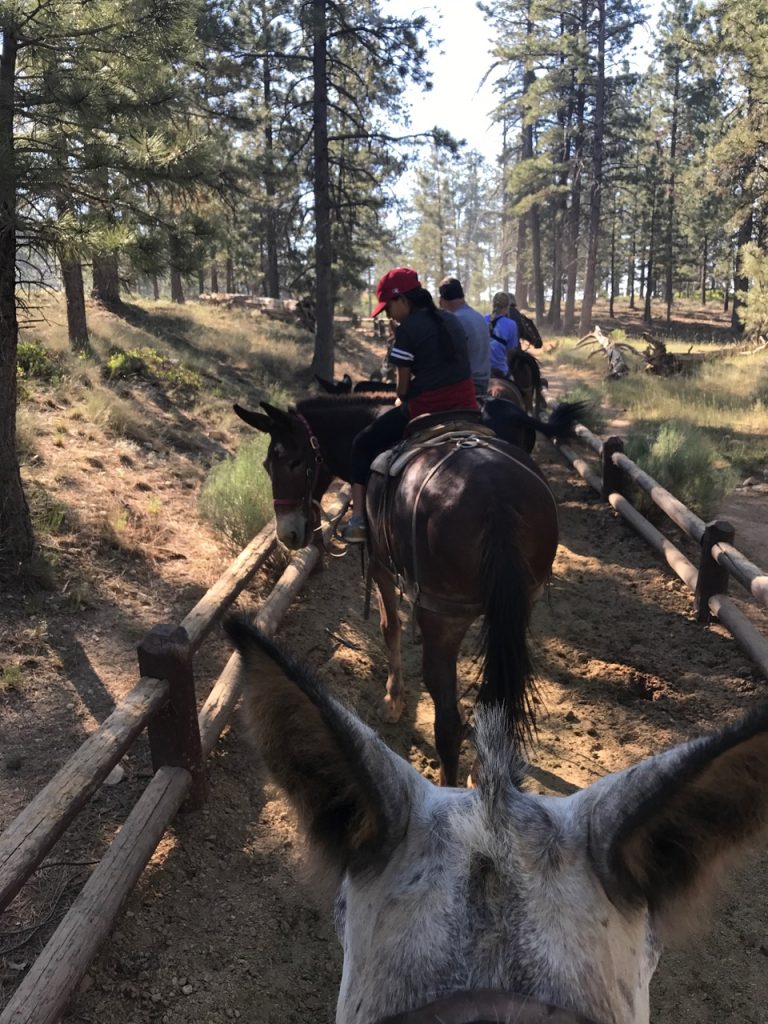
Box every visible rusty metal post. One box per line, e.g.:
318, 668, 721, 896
695, 520, 736, 623
601, 435, 625, 500
137, 624, 207, 807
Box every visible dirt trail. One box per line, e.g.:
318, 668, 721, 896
54, 440, 768, 1024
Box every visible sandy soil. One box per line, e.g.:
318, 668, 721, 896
2, 351, 768, 1023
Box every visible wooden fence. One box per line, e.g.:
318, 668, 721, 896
555, 425, 768, 678
0, 491, 349, 1024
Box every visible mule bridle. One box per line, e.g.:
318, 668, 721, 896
271, 413, 326, 534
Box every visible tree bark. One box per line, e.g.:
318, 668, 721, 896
198, 268, 206, 295
732, 213, 752, 331
152, 274, 160, 300
579, 0, 606, 334
211, 263, 219, 293
563, 56, 586, 333
170, 268, 185, 304
0, 27, 34, 567
514, 215, 529, 308
91, 251, 120, 305
263, 41, 280, 299
700, 235, 707, 305
226, 254, 235, 293
643, 185, 658, 325
664, 62, 680, 325
311, 0, 334, 379
61, 260, 90, 352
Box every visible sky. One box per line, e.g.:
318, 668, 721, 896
382, 0, 661, 167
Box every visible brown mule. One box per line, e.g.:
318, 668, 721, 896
234, 395, 559, 786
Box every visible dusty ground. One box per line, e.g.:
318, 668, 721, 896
2, 329, 768, 1024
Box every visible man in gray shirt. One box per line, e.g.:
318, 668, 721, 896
438, 276, 490, 396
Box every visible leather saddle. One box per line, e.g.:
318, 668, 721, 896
371, 409, 496, 478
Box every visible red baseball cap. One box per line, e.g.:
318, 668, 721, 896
372, 267, 420, 318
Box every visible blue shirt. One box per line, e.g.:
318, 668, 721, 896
485, 314, 519, 374
452, 304, 490, 392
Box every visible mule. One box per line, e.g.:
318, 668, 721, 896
316, 374, 397, 395
226, 617, 768, 1024
507, 348, 547, 416
313, 377, 582, 455
233, 395, 559, 784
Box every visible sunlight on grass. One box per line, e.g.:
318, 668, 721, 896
199, 435, 273, 548
83, 388, 153, 444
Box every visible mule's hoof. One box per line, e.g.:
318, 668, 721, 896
378, 695, 404, 723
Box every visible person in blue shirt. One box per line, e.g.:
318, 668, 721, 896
485, 291, 519, 378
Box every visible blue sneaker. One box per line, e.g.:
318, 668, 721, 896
341, 516, 367, 543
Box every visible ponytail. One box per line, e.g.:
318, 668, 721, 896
403, 286, 457, 362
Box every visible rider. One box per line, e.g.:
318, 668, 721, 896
485, 291, 520, 378
341, 267, 478, 544
438, 276, 490, 397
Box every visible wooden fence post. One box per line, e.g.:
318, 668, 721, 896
137, 624, 207, 807
601, 435, 625, 500
695, 520, 736, 623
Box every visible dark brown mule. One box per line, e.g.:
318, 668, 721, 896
234, 395, 559, 785
507, 348, 547, 416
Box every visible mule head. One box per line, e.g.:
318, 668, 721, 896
315, 373, 353, 394
226, 615, 768, 1024
233, 402, 317, 549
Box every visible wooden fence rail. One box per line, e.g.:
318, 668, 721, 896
555, 424, 768, 679
0, 492, 348, 1024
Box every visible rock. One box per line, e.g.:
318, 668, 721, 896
182, 984, 194, 996
564, 710, 579, 723
5, 753, 22, 771
78, 974, 94, 994
103, 764, 125, 786
742, 476, 758, 487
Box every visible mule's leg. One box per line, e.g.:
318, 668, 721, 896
417, 609, 471, 787
372, 562, 405, 723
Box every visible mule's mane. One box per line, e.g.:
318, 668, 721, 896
295, 393, 392, 414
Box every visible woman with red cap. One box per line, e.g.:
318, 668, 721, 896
341, 267, 478, 543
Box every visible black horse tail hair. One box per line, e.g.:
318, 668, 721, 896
477, 504, 537, 751
481, 398, 586, 443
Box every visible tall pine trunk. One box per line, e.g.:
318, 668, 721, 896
226, 254, 235, 293
579, 0, 606, 334
732, 213, 752, 331
664, 63, 680, 325
263, 48, 280, 299
643, 184, 658, 325
170, 268, 185, 304
564, 63, 586, 333
211, 263, 219, 293
61, 259, 90, 352
92, 251, 120, 304
515, 216, 529, 308
0, 28, 34, 567
700, 235, 707, 305
311, 0, 334, 380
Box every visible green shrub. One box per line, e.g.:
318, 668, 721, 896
624, 420, 736, 520
199, 435, 273, 547
103, 346, 202, 403
103, 349, 147, 380
17, 341, 64, 383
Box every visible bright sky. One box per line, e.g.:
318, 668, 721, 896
382, 0, 661, 167
383, 1, 502, 163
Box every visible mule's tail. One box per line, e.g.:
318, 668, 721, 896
477, 504, 537, 749
481, 398, 586, 443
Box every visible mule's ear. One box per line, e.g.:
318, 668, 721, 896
224, 615, 418, 878
588, 708, 768, 939
259, 401, 294, 429
233, 403, 273, 433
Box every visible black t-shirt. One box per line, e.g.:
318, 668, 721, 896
388, 309, 471, 397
